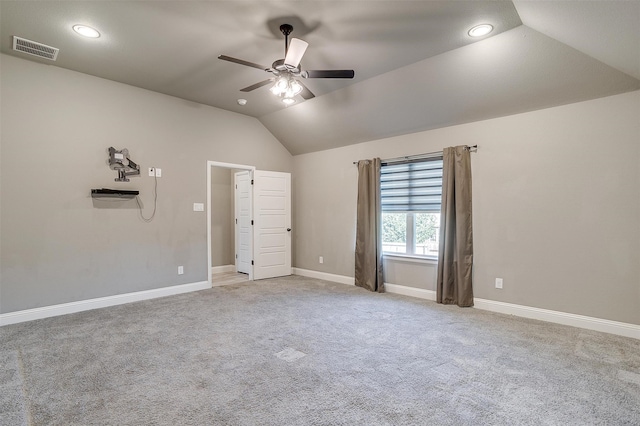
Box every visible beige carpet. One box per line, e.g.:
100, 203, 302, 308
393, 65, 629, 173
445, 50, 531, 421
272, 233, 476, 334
1, 275, 639, 425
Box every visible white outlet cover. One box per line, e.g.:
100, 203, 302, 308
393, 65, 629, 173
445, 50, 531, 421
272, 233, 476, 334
148, 168, 154, 177
495, 278, 503, 289
155, 168, 162, 177
178, 266, 184, 275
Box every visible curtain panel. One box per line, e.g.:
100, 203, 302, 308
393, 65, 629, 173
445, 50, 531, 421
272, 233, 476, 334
355, 158, 384, 293
437, 146, 474, 307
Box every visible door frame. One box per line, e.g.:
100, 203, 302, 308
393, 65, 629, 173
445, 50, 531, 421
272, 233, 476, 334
234, 170, 252, 275
207, 161, 256, 286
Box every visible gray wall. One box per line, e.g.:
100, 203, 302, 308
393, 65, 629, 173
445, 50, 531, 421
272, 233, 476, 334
293, 90, 640, 325
210, 168, 235, 268
0, 54, 292, 313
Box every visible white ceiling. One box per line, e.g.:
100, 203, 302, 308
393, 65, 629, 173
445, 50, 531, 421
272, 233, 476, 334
1, 1, 639, 155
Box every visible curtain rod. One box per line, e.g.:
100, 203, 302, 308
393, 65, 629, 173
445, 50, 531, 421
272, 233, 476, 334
353, 145, 477, 165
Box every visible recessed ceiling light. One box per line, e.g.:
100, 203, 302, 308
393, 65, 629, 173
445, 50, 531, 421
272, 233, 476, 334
237, 99, 247, 106
468, 24, 493, 38
73, 25, 100, 38
282, 98, 296, 105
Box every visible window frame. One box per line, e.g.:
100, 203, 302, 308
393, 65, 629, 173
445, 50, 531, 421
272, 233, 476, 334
382, 211, 440, 260
380, 155, 443, 260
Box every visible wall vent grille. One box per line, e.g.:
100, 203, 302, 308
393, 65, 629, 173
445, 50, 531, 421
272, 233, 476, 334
12, 36, 59, 61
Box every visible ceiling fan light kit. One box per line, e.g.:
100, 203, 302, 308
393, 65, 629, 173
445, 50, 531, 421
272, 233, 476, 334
218, 23, 355, 105
270, 74, 303, 99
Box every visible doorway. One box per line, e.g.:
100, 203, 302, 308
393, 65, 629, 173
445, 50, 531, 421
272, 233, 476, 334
207, 161, 255, 285
207, 161, 292, 287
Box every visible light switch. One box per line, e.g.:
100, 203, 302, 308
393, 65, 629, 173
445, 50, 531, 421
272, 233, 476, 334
193, 203, 204, 212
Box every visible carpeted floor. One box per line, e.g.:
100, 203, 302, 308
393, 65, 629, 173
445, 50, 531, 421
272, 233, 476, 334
1, 275, 639, 425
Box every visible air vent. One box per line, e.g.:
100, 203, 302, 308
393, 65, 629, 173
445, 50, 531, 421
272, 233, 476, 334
12, 36, 59, 61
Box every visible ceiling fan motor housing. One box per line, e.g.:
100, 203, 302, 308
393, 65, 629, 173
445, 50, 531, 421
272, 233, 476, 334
272, 59, 300, 73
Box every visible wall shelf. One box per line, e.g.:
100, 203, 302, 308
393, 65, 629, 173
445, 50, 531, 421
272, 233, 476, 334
91, 188, 139, 199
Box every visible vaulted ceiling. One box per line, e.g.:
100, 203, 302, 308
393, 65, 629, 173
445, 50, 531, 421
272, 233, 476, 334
1, 1, 639, 155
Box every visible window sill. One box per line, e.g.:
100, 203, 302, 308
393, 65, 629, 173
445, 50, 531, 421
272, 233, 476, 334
383, 253, 438, 265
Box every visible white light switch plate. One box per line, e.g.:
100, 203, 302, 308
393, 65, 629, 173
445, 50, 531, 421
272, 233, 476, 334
155, 168, 162, 177
193, 203, 204, 212
148, 168, 155, 177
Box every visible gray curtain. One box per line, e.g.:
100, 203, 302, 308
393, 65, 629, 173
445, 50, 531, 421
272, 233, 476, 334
355, 158, 384, 293
437, 146, 474, 307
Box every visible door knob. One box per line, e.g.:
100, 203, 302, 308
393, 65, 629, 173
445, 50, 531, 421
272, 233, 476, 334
287, 228, 291, 231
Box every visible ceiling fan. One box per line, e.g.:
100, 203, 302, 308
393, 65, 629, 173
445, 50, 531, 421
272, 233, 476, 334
218, 24, 355, 104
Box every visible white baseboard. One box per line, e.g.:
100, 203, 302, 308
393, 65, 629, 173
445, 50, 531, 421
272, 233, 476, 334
473, 298, 640, 340
0, 281, 211, 327
293, 268, 639, 340
211, 265, 235, 275
293, 268, 354, 286
384, 283, 436, 301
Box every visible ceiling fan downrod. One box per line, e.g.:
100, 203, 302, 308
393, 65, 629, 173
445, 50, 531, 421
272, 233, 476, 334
280, 24, 293, 56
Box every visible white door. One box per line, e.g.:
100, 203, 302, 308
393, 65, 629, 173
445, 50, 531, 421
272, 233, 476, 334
253, 170, 292, 280
234, 171, 252, 274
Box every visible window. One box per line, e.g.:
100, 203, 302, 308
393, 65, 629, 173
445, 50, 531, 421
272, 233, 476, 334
380, 157, 443, 258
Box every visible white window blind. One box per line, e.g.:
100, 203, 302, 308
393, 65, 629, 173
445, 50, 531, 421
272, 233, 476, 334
380, 157, 443, 212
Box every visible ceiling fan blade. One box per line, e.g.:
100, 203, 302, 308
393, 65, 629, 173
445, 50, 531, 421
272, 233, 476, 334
298, 80, 315, 100
240, 79, 274, 92
284, 38, 308, 68
304, 70, 355, 79
218, 55, 269, 71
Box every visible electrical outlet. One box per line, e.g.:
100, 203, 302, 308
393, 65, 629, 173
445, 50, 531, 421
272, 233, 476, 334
148, 167, 155, 177
319, 256, 324, 264
495, 278, 503, 289
155, 168, 162, 177
178, 266, 184, 275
